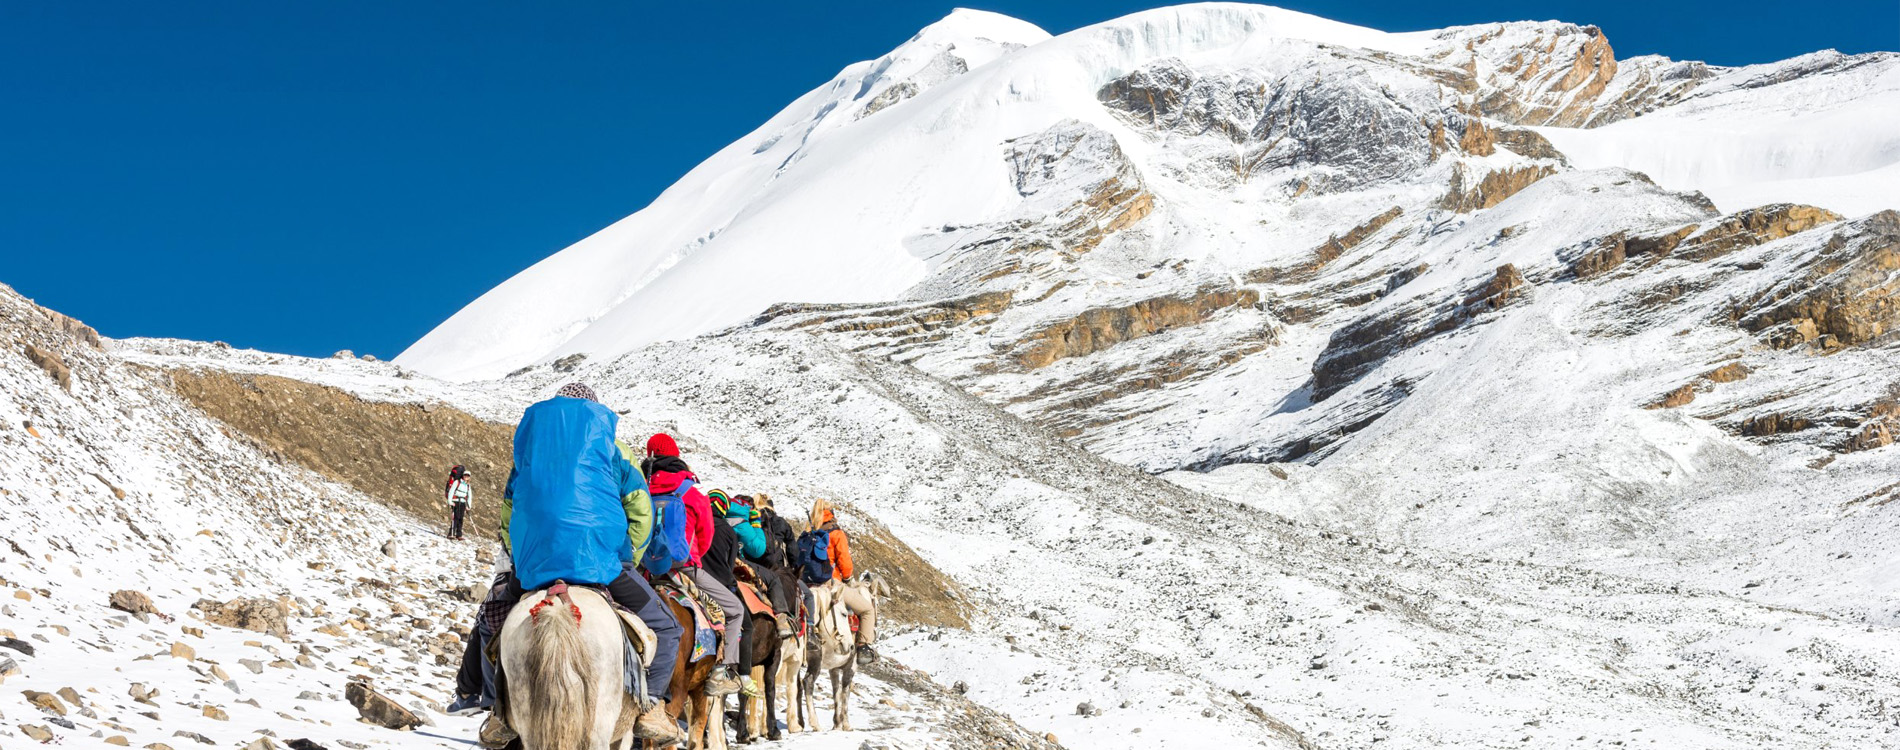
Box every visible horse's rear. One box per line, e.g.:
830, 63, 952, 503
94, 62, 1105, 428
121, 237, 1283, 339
498, 585, 629, 750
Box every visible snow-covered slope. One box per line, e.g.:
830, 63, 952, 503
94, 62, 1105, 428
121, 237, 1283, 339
118, 307, 1900, 749
1538, 50, 1900, 216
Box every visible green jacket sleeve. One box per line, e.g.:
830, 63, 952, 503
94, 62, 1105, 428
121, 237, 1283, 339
615, 440, 654, 564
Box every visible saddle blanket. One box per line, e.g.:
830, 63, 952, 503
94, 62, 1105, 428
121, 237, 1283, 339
738, 581, 773, 618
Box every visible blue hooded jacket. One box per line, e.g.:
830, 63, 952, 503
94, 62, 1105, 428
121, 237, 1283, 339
500, 396, 647, 590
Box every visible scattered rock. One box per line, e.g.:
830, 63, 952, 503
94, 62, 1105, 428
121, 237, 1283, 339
24, 689, 67, 715
193, 597, 290, 639
174, 729, 217, 745
21, 723, 55, 741
130, 682, 160, 705
202, 704, 229, 720
56, 686, 82, 707
169, 641, 196, 661
1075, 701, 1101, 717
344, 680, 422, 730
381, 539, 398, 558
240, 658, 265, 674
106, 735, 131, 746
286, 740, 329, 750
109, 589, 160, 616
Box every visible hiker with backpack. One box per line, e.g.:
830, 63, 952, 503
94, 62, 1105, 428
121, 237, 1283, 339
445, 383, 683, 745
643, 432, 751, 697
798, 498, 878, 665
444, 465, 472, 540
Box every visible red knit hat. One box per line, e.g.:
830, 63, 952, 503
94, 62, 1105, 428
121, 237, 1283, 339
645, 433, 680, 457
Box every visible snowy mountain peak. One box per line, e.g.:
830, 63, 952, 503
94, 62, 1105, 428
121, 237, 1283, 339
396, 3, 1897, 383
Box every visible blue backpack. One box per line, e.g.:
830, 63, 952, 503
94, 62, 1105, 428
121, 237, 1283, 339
641, 481, 694, 577
795, 528, 833, 585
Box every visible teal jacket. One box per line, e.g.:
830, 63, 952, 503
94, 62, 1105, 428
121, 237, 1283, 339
723, 501, 767, 562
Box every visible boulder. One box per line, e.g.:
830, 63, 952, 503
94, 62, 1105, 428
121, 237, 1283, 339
24, 689, 67, 715
194, 597, 290, 639
344, 681, 422, 730
169, 641, 197, 661
109, 589, 159, 616
21, 723, 55, 741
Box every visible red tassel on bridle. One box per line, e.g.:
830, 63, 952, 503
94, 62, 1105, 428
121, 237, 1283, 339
528, 580, 582, 624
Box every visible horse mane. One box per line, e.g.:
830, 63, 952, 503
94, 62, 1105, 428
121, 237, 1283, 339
520, 590, 598, 750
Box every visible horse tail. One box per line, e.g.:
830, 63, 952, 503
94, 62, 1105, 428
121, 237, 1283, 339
521, 591, 598, 750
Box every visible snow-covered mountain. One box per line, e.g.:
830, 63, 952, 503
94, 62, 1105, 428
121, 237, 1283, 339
10, 4, 1900, 749
397, 4, 1897, 384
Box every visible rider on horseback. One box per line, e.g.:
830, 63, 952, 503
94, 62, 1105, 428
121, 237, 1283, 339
447, 383, 683, 744
643, 433, 754, 698
802, 499, 879, 666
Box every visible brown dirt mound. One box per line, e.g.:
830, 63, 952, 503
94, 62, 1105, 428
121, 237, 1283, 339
165, 369, 514, 538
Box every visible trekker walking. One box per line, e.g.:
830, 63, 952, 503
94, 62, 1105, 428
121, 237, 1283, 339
444, 465, 472, 540
800, 498, 879, 665
643, 433, 751, 697
445, 383, 683, 745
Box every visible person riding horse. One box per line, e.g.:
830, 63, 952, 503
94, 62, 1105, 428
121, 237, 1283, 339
445, 382, 684, 744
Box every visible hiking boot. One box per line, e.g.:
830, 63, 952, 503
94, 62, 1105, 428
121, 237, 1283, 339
739, 675, 763, 698
855, 645, 879, 666
775, 613, 794, 638
633, 701, 685, 743
446, 693, 490, 717
705, 666, 741, 696
477, 713, 516, 749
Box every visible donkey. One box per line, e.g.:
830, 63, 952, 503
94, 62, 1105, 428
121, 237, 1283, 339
654, 584, 721, 750
797, 571, 883, 732
497, 584, 636, 750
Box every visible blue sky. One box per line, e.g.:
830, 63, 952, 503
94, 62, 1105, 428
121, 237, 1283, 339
4, 1, 1893, 360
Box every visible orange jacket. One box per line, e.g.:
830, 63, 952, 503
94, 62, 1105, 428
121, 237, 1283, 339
827, 526, 853, 581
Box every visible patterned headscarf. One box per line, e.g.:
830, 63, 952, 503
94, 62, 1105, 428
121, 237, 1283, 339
555, 382, 598, 402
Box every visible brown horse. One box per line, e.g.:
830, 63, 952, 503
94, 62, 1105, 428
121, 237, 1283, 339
735, 604, 781, 743
644, 585, 718, 750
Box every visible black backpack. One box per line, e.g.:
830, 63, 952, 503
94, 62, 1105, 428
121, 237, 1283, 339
795, 529, 833, 585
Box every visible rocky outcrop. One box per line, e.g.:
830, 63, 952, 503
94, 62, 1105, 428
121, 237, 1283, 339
1014, 285, 1261, 369
1098, 54, 1451, 191
1441, 165, 1558, 212
1736, 211, 1900, 351
1248, 208, 1404, 285
1006, 120, 1154, 257
860, 81, 919, 118
1646, 363, 1750, 409
108, 590, 159, 616
22, 343, 72, 392
1434, 23, 1617, 127
1312, 264, 1528, 400
1673, 204, 1842, 262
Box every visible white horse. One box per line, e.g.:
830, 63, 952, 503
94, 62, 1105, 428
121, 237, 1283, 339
764, 623, 806, 735
498, 584, 642, 750
796, 573, 882, 733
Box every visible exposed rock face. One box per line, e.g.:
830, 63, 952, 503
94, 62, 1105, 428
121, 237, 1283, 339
195, 597, 290, 639
1736, 211, 1900, 351
1441, 165, 1558, 212
860, 80, 919, 118
344, 681, 422, 730
1006, 120, 1153, 257
165, 370, 514, 534
1433, 23, 1617, 127
1249, 208, 1404, 285
1014, 285, 1261, 369
22, 343, 72, 392
1673, 204, 1842, 262
1313, 264, 1528, 401
1098, 53, 1457, 191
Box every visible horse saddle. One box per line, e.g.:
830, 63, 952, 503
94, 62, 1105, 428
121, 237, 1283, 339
737, 580, 773, 618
